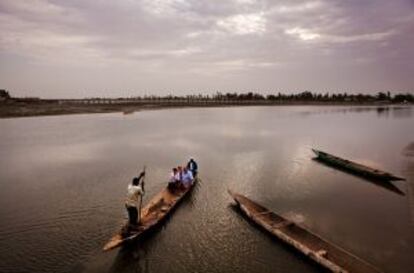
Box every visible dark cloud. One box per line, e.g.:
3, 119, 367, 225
0, 0, 413, 98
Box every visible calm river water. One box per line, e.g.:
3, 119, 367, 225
1, 106, 413, 273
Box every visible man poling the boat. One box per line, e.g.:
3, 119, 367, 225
125, 170, 145, 228
103, 164, 198, 251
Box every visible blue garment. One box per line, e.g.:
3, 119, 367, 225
181, 170, 194, 187
187, 160, 198, 175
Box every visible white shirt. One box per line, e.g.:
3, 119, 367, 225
168, 172, 175, 183
125, 184, 144, 208
175, 172, 181, 182
169, 172, 178, 183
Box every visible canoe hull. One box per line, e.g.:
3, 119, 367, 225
312, 149, 404, 181
229, 190, 383, 273
103, 178, 197, 251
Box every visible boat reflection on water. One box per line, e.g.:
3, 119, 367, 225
312, 158, 405, 196
108, 237, 151, 273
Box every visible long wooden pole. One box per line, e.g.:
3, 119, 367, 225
138, 166, 146, 223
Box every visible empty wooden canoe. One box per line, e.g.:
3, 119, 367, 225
103, 178, 197, 251
229, 190, 383, 273
312, 149, 405, 181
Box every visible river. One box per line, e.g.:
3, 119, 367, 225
0, 106, 413, 273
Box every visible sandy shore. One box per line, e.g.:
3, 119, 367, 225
0, 102, 161, 118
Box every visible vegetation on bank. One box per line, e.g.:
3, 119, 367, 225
202, 91, 413, 103
0, 89, 11, 101
65, 91, 414, 104
1, 89, 413, 104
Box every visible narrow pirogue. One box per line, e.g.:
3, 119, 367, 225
103, 178, 197, 251
229, 190, 383, 273
312, 148, 405, 181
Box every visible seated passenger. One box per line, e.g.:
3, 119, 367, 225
168, 168, 179, 190
177, 166, 183, 181
181, 167, 194, 188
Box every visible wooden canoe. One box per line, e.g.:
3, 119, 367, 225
312, 149, 405, 181
103, 178, 197, 251
229, 190, 383, 273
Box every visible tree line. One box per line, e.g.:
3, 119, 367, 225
118, 91, 413, 103
1, 89, 413, 103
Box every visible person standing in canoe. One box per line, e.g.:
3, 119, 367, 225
125, 171, 145, 227
187, 158, 198, 176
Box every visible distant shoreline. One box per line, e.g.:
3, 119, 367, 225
0, 100, 412, 119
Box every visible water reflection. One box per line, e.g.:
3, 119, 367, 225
403, 142, 414, 157
376, 106, 390, 117
299, 105, 413, 119
108, 241, 150, 273
312, 158, 405, 196
376, 106, 413, 118
392, 106, 413, 119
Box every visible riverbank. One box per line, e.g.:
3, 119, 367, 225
0, 101, 161, 118
1, 100, 411, 118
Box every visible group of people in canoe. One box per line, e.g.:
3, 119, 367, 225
168, 158, 198, 191
124, 158, 198, 227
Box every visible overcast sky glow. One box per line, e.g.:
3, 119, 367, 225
1, 0, 413, 98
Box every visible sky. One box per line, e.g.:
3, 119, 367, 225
0, 0, 414, 98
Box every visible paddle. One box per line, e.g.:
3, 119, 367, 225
138, 165, 146, 223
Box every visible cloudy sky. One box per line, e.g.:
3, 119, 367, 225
0, 0, 413, 98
